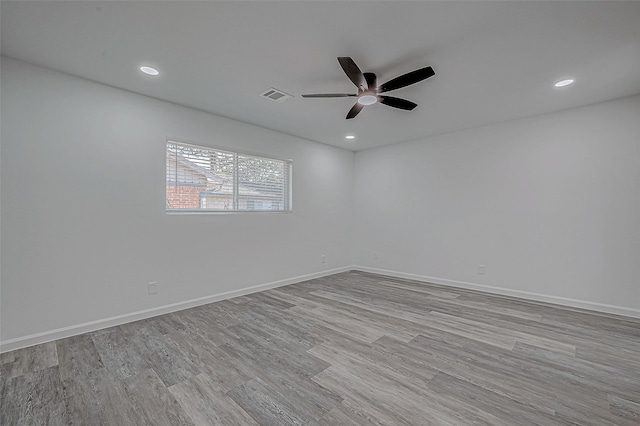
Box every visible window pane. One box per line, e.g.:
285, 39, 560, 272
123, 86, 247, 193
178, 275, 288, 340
237, 154, 288, 211
166, 142, 235, 210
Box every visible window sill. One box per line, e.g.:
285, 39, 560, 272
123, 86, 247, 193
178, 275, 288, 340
166, 209, 292, 215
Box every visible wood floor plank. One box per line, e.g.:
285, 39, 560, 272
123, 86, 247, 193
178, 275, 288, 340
309, 342, 433, 395
429, 310, 577, 355
608, 394, 640, 423
310, 287, 433, 319
103, 368, 195, 426
144, 342, 201, 387
0, 366, 67, 426
56, 334, 113, 425
440, 296, 544, 321
228, 377, 317, 426
169, 308, 236, 348
377, 279, 461, 300
56, 334, 104, 377
308, 334, 438, 388
554, 394, 640, 426
0, 351, 16, 365
576, 341, 640, 373
540, 315, 640, 352
427, 371, 567, 426
221, 332, 342, 420
61, 371, 112, 425
231, 302, 323, 352
314, 362, 507, 426
168, 373, 258, 426
245, 292, 297, 310
409, 331, 634, 411
223, 328, 331, 378
164, 330, 257, 393
427, 302, 604, 354
2, 342, 59, 380
294, 302, 419, 343
512, 341, 640, 401
311, 366, 421, 426
140, 312, 188, 336
320, 405, 374, 426
90, 325, 151, 380
267, 288, 326, 310
372, 335, 559, 416
289, 305, 387, 343
228, 295, 252, 304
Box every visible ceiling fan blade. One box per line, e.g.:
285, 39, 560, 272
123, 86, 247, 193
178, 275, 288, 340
363, 72, 377, 90
338, 57, 367, 91
379, 96, 418, 111
378, 66, 435, 93
346, 102, 364, 119
301, 93, 357, 98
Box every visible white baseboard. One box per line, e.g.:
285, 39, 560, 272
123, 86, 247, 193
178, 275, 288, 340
0, 266, 351, 353
353, 265, 640, 319
4, 265, 638, 353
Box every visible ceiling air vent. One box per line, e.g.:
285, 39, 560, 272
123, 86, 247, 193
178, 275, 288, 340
261, 87, 293, 103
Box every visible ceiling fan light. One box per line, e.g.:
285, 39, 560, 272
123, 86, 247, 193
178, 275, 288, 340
358, 95, 378, 105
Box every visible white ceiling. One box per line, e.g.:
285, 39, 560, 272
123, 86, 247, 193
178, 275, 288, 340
2, 1, 639, 151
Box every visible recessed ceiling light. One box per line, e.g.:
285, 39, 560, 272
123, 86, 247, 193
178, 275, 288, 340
140, 66, 159, 76
554, 79, 574, 88
357, 95, 378, 105
345, 135, 355, 140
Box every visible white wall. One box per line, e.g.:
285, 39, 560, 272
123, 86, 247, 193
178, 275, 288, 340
354, 95, 640, 316
0, 58, 354, 348
2, 56, 639, 351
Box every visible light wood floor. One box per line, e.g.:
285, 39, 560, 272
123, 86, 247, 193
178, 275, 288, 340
2, 271, 640, 425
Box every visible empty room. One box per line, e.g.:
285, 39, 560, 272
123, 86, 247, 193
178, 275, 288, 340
1, 1, 640, 425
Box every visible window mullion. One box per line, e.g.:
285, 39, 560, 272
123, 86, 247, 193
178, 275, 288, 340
284, 163, 291, 211
233, 153, 239, 211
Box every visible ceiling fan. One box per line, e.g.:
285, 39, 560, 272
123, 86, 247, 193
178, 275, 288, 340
302, 57, 435, 119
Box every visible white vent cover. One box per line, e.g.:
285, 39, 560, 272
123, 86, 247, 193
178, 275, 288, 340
260, 87, 293, 103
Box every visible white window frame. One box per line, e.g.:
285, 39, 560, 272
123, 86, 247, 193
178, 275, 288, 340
166, 139, 292, 214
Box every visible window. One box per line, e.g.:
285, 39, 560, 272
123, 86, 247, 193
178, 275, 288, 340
166, 141, 292, 212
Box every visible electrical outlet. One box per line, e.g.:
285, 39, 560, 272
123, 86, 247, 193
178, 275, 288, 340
478, 265, 486, 275
373, 252, 379, 260
321, 255, 326, 264
148, 281, 158, 295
